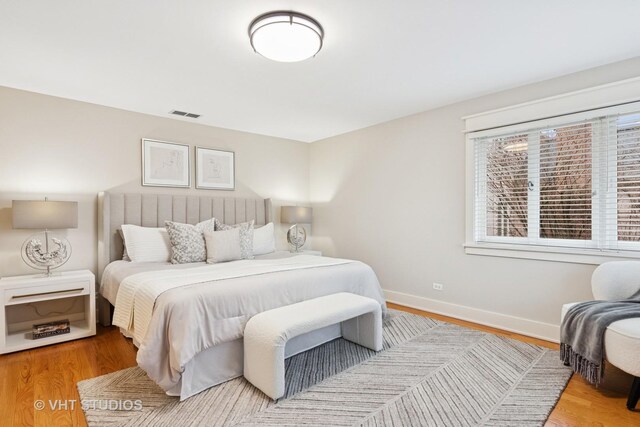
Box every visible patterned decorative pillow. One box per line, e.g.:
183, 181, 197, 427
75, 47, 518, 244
214, 219, 255, 259
165, 219, 216, 264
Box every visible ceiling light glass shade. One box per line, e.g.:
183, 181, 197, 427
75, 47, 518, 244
249, 11, 323, 62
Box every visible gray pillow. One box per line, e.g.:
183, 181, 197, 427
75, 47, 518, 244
165, 219, 216, 264
214, 219, 255, 259
204, 228, 242, 263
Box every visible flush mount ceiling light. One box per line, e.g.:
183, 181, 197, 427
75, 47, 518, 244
249, 11, 324, 62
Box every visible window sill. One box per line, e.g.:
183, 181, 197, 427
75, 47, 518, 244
463, 242, 640, 265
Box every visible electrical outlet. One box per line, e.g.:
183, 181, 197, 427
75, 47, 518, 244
433, 282, 443, 291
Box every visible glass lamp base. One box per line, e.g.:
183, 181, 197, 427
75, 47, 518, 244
21, 230, 72, 275
287, 224, 307, 252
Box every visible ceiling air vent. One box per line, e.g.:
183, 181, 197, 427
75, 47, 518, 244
169, 110, 201, 119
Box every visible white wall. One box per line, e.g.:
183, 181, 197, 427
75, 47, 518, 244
310, 57, 640, 340
0, 86, 310, 278
4, 57, 640, 341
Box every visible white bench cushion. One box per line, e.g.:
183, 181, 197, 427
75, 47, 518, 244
244, 292, 383, 400
562, 303, 640, 377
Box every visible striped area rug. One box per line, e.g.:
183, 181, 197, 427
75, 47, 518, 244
77, 310, 571, 426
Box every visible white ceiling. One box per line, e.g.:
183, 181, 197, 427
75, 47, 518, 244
2, 1, 640, 142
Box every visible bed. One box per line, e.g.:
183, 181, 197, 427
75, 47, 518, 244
97, 192, 386, 400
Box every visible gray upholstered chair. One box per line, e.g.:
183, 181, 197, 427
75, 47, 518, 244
561, 261, 640, 410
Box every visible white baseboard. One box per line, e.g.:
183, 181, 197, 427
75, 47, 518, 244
384, 289, 560, 343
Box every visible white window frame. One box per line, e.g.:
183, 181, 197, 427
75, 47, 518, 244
464, 78, 640, 265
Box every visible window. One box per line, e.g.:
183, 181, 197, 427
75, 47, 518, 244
472, 110, 640, 254
617, 115, 640, 243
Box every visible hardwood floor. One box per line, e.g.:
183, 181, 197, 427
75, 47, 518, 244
0, 303, 637, 426
0, 326, 137, 427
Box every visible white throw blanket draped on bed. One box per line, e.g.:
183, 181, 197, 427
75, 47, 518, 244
112, 256, 352, 345
109, 255, 387, 398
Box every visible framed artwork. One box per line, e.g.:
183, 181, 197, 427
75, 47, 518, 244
195, 147, 235, 190
141, 139, 190, 188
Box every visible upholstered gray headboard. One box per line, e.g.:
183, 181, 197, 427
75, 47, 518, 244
97, 192, 273, 280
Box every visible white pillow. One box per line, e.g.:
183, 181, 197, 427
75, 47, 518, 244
116, 229, 130, 261
120, 224, 171, 263
204, 228, 242, 263
253, 222, 275, 256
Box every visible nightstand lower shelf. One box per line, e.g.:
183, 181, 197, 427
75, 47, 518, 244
5, 319, 94, 353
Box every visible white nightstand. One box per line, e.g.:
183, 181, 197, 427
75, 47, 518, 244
0, 270, 96, 354
293, 250, 322, 256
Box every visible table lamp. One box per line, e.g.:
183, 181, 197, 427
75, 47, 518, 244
281, 206, 312, 252
12, 198, 78, 276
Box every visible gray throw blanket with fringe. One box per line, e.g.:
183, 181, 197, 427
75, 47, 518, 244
560, 288, 640, 385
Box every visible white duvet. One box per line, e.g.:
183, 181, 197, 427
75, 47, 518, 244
108, 255, 386, 394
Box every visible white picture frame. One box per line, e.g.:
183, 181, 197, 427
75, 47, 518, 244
195, 147, 235, 190
142, 138, 190, 188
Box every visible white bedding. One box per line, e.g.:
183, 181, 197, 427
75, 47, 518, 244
100, 251, 294, 305
112, 256, 354, 345
101, 253, 387, 399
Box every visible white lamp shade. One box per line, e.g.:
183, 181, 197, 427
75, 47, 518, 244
12, 200, 78, 229
281, 206, 312, 224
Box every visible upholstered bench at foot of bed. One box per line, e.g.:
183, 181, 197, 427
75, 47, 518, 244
243, 292, 383, 400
